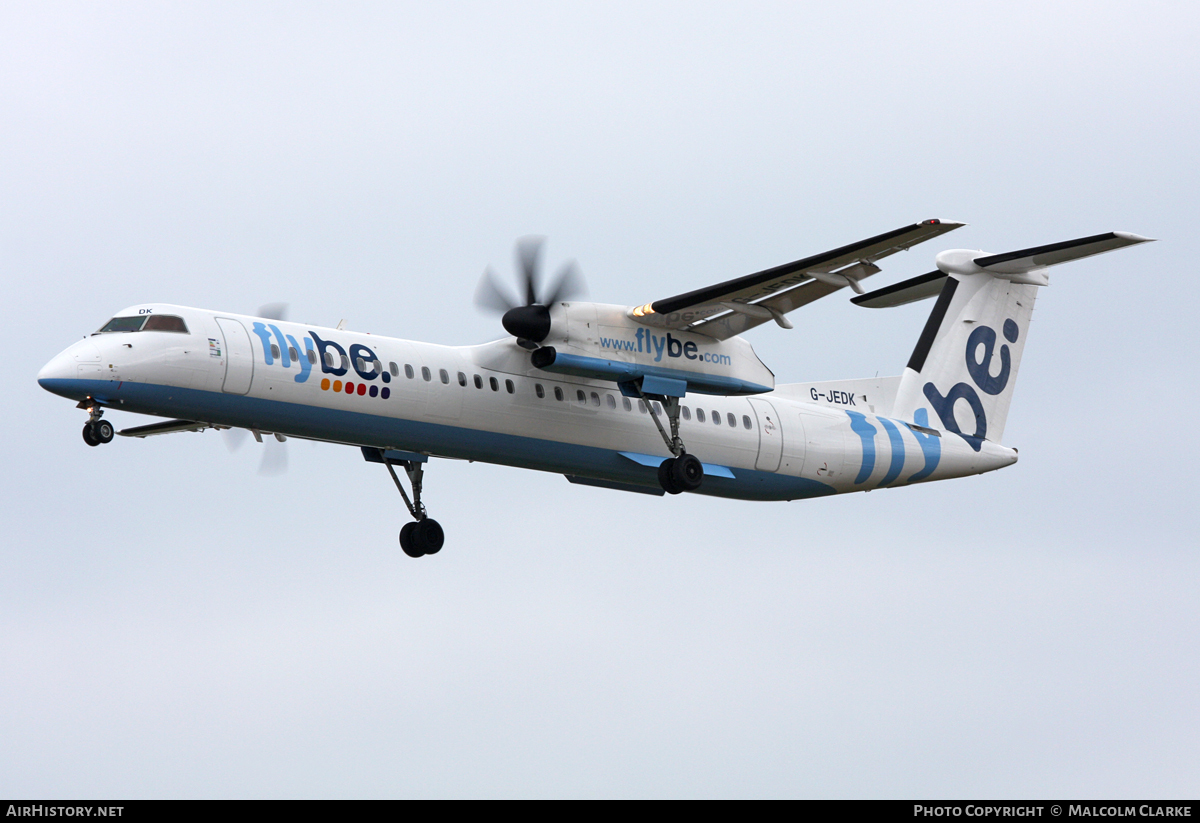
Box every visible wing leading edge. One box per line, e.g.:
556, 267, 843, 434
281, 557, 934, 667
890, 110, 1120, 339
632, 219, 964, 339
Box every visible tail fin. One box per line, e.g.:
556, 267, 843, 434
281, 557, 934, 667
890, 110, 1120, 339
872, 232, 1153, 449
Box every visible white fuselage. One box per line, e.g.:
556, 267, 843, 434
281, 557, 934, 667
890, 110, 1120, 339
38, 304, 1017, 501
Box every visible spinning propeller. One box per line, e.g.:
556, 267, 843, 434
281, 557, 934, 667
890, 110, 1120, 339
220, 301, 292, 475
475, 237, 587, 348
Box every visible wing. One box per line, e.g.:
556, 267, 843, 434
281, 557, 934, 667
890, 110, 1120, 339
118, 419, 216, 437
631, 219, 964, 339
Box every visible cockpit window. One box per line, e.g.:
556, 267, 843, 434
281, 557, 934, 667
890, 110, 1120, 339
97, 316, 147, 333
96, 314, 188, 334
142, 315, 188, 333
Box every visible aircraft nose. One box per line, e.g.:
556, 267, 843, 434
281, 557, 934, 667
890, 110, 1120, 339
38, 338, 101, 398
38, 349, 75, 384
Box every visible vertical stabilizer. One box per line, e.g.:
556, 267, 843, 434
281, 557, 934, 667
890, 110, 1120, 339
892, 274, 1036, 448
885, 231, 1153, 449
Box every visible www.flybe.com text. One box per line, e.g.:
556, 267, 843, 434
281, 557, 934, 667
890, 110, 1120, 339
598, 328, 731, 365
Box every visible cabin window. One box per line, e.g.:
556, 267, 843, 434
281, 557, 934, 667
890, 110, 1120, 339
638, 400, 647, 413
389, 361, 399, 377
622, 397, 632, 412
288, 346, 299, 362
490, 376, 499, 392
356, 357, 366, 372
653, 401, 663, 416
308, 350, 317, 365
587, 391, 598, 406
421, 366, 431, 382
458, 372, 467, 387
340, 354, 349, 370
535, 383, 545, 399
577, 390, 587, 404
506, 379, 515, 394
270, 343, 281, 359
727, 413, 737, 428
439, 369, 449, 384
696, 408, 706, 423
141, 315, 188, 333
405, 364, 415, 379
682, 406, 691, 421
606, 394, 616, 409
554, 387, 564, 401
374, 359, 383, 374
743, 415, 753, 430
474, 374, 483, 389
713, 410, 721, 425
324, 351, 335, 368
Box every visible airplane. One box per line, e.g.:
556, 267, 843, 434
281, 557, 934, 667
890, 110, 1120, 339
37, 220, 1151, 557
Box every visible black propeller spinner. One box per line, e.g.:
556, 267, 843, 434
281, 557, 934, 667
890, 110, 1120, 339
474, 237, 587, 348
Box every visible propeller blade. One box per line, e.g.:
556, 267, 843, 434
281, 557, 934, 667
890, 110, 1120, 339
474, 267, 520, 314
516, 236, 544, 306
258, 438, 288, 476
258, 302, 289, 321
544, 260, 588, 305
222, 427, 249, 452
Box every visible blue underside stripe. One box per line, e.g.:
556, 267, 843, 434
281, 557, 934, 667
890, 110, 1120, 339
39, 378, 836, 501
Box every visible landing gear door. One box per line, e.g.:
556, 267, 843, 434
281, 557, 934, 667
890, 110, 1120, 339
215, 317, 254, 395
748, 397, 783, 472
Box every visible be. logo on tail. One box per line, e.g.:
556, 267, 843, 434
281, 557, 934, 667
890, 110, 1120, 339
922, 318, 1019, 451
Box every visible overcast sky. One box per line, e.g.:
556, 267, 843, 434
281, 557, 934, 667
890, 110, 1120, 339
3, 0, 1198, 798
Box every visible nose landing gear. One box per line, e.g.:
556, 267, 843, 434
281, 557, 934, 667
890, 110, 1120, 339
79, 400, 114, 446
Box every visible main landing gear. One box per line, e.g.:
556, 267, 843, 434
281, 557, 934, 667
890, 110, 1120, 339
632, 384, 704, 495
381, 453, 445, 558
79, 399, 114, 447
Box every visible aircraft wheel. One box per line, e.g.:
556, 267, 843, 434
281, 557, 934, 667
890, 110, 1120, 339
657, 458, 682, 495
82, 422, 99, 447
400, 521, 423, 558
93, 419, 115, 444
414, 518, 444, 555
673, 453, 703, 492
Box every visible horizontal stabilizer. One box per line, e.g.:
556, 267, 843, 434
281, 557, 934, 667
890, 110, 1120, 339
852, 270, 947, 308
118, 419, 214, 438
973, 231, 1153, 274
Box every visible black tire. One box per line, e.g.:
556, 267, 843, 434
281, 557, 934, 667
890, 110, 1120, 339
657, 458, 682, 494
82, 422, 99, 447
400, 521, 423, 558
414, 518, 444, 555
93, 419, 114, 443
673, 453, 704, 492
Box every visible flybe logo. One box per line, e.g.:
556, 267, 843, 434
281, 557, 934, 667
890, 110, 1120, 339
921, 318, 1019, 451
250, 322, 392, 399
598, 327, 732, 366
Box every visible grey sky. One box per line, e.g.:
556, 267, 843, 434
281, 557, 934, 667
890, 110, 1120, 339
2, 1, 1197, 797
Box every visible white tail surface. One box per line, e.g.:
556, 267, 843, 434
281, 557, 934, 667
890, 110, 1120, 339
889, 231, 1152, 448
892, 274, 1037, 448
